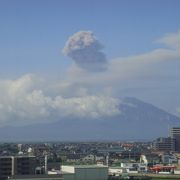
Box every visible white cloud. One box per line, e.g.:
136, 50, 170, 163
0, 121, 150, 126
64, 48, 180, 92
157, 30, 180, 49
51, 95, 120, 119
0, 74, 121, 126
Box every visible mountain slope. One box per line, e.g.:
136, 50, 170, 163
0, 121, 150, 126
0, 97, 180, 141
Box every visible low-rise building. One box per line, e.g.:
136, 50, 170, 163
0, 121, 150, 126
11, 174, 73, 180
120, 162, 148, 172
61, 165, 108, 180
161, 154, 177, 164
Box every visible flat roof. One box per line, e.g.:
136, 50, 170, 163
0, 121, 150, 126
11, 173, 74, 179
62, 165, 108, 168
0, 155, 35, 158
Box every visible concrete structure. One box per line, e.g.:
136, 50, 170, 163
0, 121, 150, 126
171, 127, 180, 152
120, 163, 147, 172
161, 154, 177, 164
154, 137, 175, 152
61, 165, 108, 180
11, 174, 74, 180
153, 127, 180, 152
174, 169, 180, 175
0, 156, 13, 179
0, 156, 36, 180
82, 154, 95, 162
109, 167, 123, 176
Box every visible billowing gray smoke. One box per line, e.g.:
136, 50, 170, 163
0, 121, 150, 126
62, 31, 107, 72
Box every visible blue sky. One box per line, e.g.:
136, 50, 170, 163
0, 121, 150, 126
0, 0, 180, 126
0, 0, 180, 75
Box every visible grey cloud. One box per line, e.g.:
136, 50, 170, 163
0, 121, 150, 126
62, 31, 107, 72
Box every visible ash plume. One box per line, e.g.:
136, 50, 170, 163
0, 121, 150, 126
62, 31, 107, 72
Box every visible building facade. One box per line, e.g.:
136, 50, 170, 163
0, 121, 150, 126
0, 156, 36, 180
61, 165, 108, 180
0, 156, 13, 179
154, 137, 175, 152
171, 127, 180, 152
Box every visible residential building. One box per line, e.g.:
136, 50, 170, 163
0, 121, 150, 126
171, 127, 180, 152
0, 156, 36, 180
154, 137, 175, 152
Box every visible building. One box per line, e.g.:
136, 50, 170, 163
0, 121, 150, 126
0, 156, 13, 179
171, 127, 180, 152
61, 165, 108, 180
11, 174, 73, 180
149, 165, 176, 173
121, 150, 141, 160
0, 156, 36, 180
153, 127, 180, 152
161, 154, 177, 164
15, 156, 36, 175
120, 163, 147, 172
154, 137, 175, 152
82, 154, 95, 162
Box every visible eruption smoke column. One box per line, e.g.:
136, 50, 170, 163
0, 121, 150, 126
62, 31, 107, 72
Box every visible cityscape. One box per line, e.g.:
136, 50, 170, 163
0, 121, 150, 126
1, 127, 180, 179
1, 0, 180, 180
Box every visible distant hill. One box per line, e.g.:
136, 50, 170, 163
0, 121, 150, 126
0, 97, 180, 141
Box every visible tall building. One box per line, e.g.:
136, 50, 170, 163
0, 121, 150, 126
0, 156, 36, 180
171, 127, 180, 152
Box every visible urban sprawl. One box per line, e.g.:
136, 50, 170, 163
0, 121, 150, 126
1, 127, 180, 180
